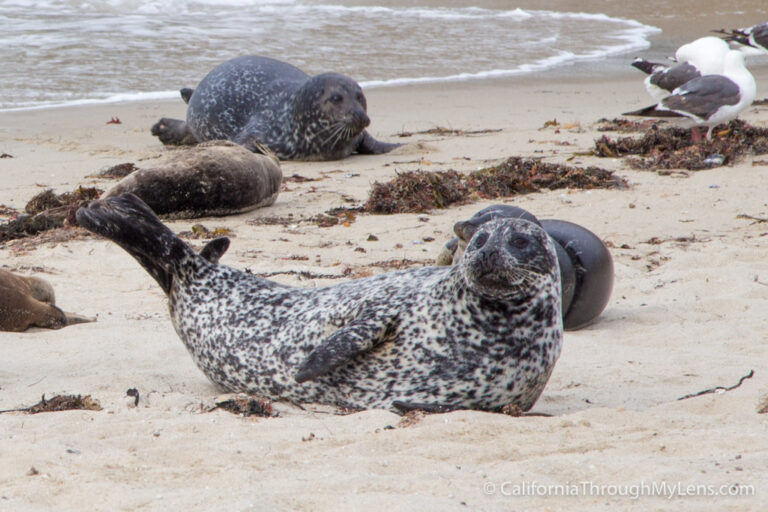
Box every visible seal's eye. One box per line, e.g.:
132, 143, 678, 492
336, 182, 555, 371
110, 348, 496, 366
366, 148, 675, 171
472, 232, 489, 249
509, 236, 530, 250
330, 93, 344, 105
356, 93, 365, 104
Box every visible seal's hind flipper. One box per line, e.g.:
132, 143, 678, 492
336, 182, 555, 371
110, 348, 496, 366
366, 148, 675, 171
63, 312, 97, 326
200, 237, 230, 264
294, 310, 399, 383
75, 193, 198, 295
391, 401, 460, 414
355, 130, 403, 155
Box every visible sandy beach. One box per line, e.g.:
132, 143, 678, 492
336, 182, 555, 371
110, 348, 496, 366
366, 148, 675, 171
1, 66, 768, 511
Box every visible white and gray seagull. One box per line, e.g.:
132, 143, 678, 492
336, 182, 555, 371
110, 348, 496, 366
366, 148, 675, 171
715, 21, 768, 55
623, 50, 756, 142
631, 36, 732, 101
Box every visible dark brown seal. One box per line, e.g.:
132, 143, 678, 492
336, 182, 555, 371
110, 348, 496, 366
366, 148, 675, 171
103, 141, 282, 219
0, 270, 94, 332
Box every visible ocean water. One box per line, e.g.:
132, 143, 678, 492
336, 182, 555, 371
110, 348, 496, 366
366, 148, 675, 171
1, 0, 664, 110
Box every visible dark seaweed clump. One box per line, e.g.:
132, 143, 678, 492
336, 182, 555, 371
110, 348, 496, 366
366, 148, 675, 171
0, 186, 102, 242
213, 397, 275, 418
25, 186, 102, 215
0, 394, 102, 415
365, 157, 625, 214
596, 118, 664, 133
594, 120, 768, 171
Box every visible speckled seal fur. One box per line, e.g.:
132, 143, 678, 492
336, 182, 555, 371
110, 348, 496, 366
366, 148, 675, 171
151, 55, 401, 161
76, 193, 563, 412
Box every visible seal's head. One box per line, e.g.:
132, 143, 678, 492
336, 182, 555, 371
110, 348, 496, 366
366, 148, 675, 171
459, 218, 559, 300
294, 72, 370, 143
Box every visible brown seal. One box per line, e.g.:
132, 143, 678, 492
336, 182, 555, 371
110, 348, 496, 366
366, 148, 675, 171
103, 141, 282, 219
0, 270, 94, 332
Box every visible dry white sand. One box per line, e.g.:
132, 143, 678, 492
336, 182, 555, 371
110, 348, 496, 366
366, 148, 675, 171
1, 70, 767, 511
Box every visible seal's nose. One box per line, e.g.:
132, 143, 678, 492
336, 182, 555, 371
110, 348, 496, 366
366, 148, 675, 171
348, 107, 370, 130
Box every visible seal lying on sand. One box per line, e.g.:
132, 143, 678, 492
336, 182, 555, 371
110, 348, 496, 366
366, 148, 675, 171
0, 269, 95, 332
151, 55, 401, 161
103, 141, 282, 219
437, 205, 613, 330
77, 193, 562, 413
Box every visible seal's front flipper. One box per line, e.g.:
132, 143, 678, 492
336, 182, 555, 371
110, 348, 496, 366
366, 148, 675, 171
356, 131, 403, 155
295, 310, 399, 383
199, 237, 230, 264
151, 117, 198, 146
392, 401, 460, 414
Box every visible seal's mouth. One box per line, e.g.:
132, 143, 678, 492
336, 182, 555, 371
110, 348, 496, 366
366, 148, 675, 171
346, 110, 370, 132
476, 271, 511, 290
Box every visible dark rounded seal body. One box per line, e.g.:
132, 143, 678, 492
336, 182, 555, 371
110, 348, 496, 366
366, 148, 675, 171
103, 141, 282, 219
0, 270, 94, 332
437, 204, 613, 330
76, 193, 563, 413
151, 55, 401, 161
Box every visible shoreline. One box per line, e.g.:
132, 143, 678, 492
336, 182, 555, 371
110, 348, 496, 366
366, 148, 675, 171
2, 65, 768, 510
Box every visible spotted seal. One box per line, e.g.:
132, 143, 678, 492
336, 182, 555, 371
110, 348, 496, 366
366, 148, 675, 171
437, 204, 613, 330
151, 55, 401, 161
0, 269, 95, 332
102, 141, 282, 219
76, 193, 563, 413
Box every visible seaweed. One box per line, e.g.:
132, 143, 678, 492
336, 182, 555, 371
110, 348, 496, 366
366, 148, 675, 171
0, 394, 102, 414
179, 224, 235, 239
1, 186, 101, 243
364, 157, 624, 214
397, 127, 501, 138
365, 169, 468, 214
596, 118, 664, 133
212, 396, 275, 417
594, 120, 768, 171
25, 186, 101, 215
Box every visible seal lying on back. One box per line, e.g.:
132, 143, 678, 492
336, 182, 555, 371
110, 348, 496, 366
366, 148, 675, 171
151, 55, 401, 161
0, 269, 95, 332
76, 193, 563, 413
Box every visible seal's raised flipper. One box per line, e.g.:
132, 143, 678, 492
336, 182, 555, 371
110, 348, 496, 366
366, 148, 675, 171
355, 131, 403, 155
151, 117, 198, 146
199, 237, 230, 264
75, 193, 199, 295
391, 401, 460, 414
294, 310, 399, 383
180, 87, 194, 104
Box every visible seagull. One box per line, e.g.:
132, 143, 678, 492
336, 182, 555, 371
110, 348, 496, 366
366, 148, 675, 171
631, 37, 731, 100
715, 22, 768, 54
623, 50, 756, 142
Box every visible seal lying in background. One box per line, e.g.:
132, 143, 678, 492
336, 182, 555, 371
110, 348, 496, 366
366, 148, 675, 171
0, 269, 95, 332
437, 205, 613, 330
151, 55, 401, 161
77, 193, 563, 413
103, 141, 282, 219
